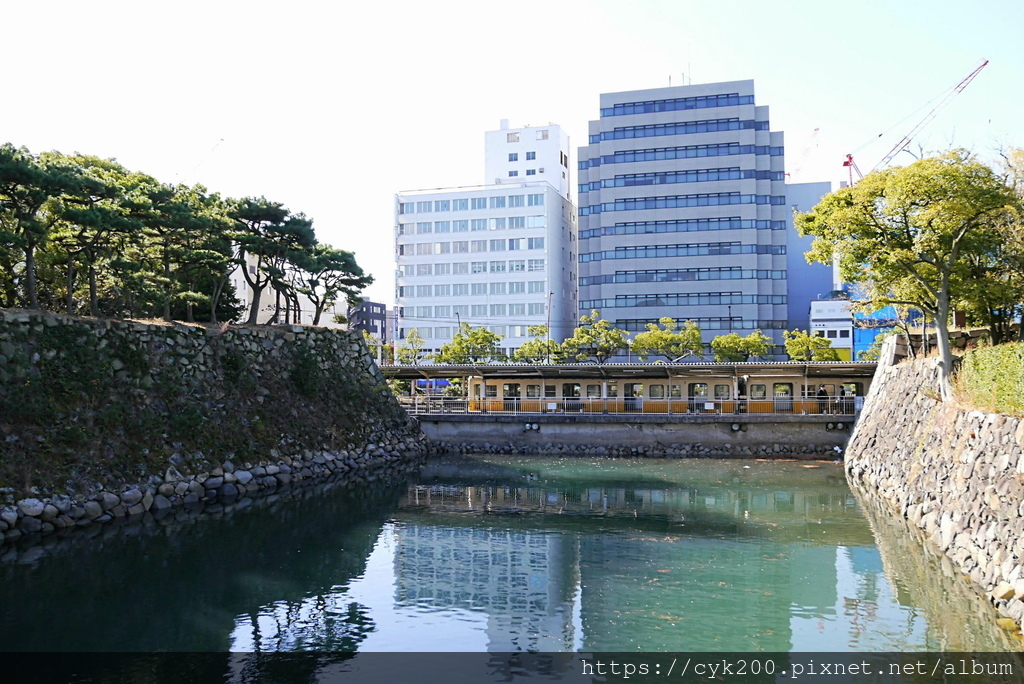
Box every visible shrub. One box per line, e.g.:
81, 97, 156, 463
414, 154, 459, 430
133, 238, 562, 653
954, 342, 1024, 416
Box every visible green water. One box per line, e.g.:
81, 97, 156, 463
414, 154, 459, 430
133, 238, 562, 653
0, 455, 1018, 653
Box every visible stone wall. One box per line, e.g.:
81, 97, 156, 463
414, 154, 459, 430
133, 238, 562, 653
0, 310, 429, 546
845, 338, 1024, 633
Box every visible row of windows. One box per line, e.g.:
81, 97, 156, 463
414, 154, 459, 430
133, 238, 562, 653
580, 268, 786, 286
398, 194, 544, 214
580, 218, 785, 240
578, 143, 784, 170
509, 169, 542, 178
588, 118, 769, 144
398, 323, 538, 340
397, 238, 546, 256
580, 293, 787, 309
579, 193, 786, 215
401, 258, 548, 276
397, 268, 547, 296
600, 93, 754, 117
579, 242, 785, 263
398, 215, 547, 235
508, 152, 538, 161
507, 129, 549, 142
615, 318, 789, 332
578, 168, 785, 193
400, 282, 549, 304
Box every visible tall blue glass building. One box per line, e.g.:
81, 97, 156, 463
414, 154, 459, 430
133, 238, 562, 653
577, 81, 801, 351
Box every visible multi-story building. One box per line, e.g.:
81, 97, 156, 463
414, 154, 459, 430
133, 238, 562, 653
395, 123, 577, 357
348, 299, 389, 342
577, 81, 792, 351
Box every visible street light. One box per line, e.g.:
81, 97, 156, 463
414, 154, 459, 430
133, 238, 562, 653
627, 338, 633, 363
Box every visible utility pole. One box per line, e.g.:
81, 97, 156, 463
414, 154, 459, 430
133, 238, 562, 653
545, 292, 553, 364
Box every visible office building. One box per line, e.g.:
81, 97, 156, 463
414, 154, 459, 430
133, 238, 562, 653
395, 123, 577, 357
577, 81, 792, 350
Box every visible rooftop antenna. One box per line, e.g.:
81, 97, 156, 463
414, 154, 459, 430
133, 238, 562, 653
669, 75, 672, 87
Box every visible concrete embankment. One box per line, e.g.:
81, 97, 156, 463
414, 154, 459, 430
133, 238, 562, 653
845, 338, 1024, 634
0, 310, 429, 546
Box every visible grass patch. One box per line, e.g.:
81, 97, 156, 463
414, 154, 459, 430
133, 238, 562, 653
954, 342, 1024, 417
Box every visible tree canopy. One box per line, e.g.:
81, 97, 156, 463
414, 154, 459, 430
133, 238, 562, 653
0, 142, 372, 326
796, 150, 1020, 389
432, 323, 504, 364
631, 318, 704, 361
783, 329, 841, 362
709, 330, 771, 362
560, 311, 628, 363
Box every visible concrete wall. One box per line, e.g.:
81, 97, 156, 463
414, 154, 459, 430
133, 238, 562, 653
417, 414, 848, 458
845, 338, 1024, 631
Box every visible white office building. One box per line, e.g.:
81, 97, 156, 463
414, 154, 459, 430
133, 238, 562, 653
395, 123, 577, 356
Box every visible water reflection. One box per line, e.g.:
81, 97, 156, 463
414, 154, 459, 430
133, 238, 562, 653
0, 455, 1018, 654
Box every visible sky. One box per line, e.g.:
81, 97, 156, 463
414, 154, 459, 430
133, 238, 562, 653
3, 0, 1021, 305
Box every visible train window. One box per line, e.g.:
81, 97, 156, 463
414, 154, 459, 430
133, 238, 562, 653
503, 383, 521, 398
773, 383, 793, 397
689, 383, 708, 397
714, 384, 730, 399
586, 384, 602, 397
669, 384, 682, 398
607, 384, 619, 397
842, 382, 862, 396
562, 383, 581, 398
526, 384, 541, 398
649, 384, 665, 399
750, 384, 767, 399
485, 385, 497, 398
545, 385, 557, 398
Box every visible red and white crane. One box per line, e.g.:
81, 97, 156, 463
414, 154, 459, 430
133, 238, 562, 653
843, 59, 989, 185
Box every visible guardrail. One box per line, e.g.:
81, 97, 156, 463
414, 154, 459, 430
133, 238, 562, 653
398, 395, 861, 416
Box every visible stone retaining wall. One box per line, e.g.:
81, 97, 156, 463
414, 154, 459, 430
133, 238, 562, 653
0, 310, 429, 546
845, 338, 1024, 633
428, 439, 841, 459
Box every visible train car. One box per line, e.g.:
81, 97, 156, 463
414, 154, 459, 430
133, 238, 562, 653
383, 361, 876, 417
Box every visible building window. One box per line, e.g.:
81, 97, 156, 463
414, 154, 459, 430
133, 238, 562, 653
526, 216, 545, 228
490, 196, 506, 209
489, 217, 506, 230
415, 243, 432, 255
509, 260, 526, 272
489, 239, 506, 252
490, 282, 506, 295
434, 305, 451, 317
471, 283, 487, 296
435, 263, 451, 276
435, 284, 451, 296
527, 194, 544, 206
526, 151, 536, 160
452, 241, 469, 253
416, 201, 432, 213
839, 329, 850, 338
507, 132, 520, 143
453, 304, 469, 316
471, 261, 486, 273
416, 285, 432, 297
452, 199, 468, 211
416, 264, 432, 276
471, 240, 487, 253
489, 325, 505, 336
509, 195, 525, 208
508, 216, 525, 229
509, 153, 519, 162
402, 265, 415, 276
490, 261, 506, 273
528, 303, 545, 315
528, 237, 545, 250
536, 130, 548, 140
510, 303, 526, 315
434, 221, 450, 233
416, 222, 432, 234
415, 306, 431, 317
453, 262, 469, 275
526, 169, 536, 176
528, 259, 545, 272
453, 284, 469, 297
508, 171, 518, 177
399, 202, 415, 215
434, 200, 450, 212
470, 219, 486, 231
528, 281, 546, 294
509, 281, 526, 294
472, 304, 487, 316
490, 303, 506, 316
471, 197, 487, 210
508, 238, 526, 251
827, 330, 838, 338
435, 242, 451, 254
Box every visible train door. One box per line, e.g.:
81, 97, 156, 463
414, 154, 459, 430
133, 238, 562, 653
624, 382, 643, 412
773, 382, 793, 413
688, 382, 708, 412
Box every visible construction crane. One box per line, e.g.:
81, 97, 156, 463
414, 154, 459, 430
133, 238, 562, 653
843, 59, 989, 183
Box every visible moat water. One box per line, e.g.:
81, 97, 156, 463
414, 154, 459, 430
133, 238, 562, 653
0, 455, 1018, 655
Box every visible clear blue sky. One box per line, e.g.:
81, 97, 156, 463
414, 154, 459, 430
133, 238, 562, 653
3, 0, 1020, 304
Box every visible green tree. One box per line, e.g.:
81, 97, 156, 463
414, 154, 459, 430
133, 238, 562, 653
710, 329, 772, 362
395, 329, 425, 365
783, 329, 841, 361
511, 325, 565, 363
561, 311, 628, 363
631, 318, 704, 361
432, 323, 504, 364
293, 244, 373, 326
796, 150, 1018, 391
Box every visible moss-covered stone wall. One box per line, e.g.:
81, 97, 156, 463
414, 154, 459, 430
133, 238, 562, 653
0, 310, 427, 544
